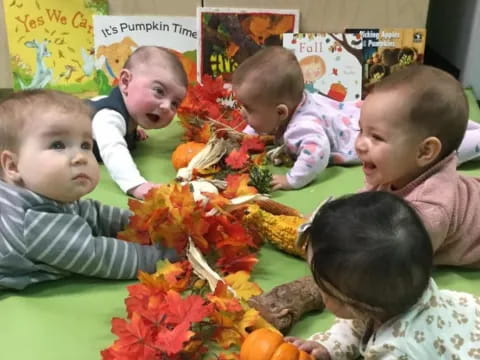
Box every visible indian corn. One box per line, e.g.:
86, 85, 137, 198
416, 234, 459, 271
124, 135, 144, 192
242, 204, 306, 257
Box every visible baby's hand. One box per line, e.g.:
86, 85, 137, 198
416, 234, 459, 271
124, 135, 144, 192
136, 128, 149, 141
271, 174, 292, 191
128, 182, 157, 199
285, 337, 331, 360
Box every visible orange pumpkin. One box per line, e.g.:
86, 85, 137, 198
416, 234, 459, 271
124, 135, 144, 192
171, 141, 206, 170
240, 328, 314, 360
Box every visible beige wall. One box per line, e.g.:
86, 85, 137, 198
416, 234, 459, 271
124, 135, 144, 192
0, 0, 429, 89
204, 0, 430, 32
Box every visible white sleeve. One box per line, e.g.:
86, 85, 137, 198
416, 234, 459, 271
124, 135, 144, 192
242, 124, 258, 135
92, 109, 146, 193
309, 318, 363, 360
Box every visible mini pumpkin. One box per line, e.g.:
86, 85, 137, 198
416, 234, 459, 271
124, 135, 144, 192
171, 141, 206, 170
240, 328, 314, 360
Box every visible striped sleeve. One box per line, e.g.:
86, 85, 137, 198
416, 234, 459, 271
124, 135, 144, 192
76, 199, 131, 237
23, 209, 177, 279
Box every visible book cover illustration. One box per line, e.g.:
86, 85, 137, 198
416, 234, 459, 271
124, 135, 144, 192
93, 15, 197, 95
3, 0, 108, 97
346, 28, 427, 97
283, 33, 363, 102
198, 7, 299, 82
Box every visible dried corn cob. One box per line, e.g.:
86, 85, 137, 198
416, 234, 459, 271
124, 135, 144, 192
242, 204, 306, 257
253, 198, 301, 217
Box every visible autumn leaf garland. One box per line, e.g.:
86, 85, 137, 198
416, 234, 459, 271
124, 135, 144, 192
101, 183, 276, 359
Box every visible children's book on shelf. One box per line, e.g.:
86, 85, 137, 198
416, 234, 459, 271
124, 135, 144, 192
345, 28, 427, 97
197, 7, 299, 82
2, 0, 108, 98
93, 15, 197, 95
283, 33, 363, 102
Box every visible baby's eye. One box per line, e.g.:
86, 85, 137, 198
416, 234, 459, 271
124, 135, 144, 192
171, 100, 179, 110
49, 140, 65, 150
153, 87, 165, 96
81, 141, 92, 150
372, 134, 384, 141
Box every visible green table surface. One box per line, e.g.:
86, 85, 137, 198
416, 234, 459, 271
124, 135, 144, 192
1, 90, 480, 359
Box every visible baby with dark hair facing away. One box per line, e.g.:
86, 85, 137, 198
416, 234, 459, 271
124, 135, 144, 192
287, 191, 480, 359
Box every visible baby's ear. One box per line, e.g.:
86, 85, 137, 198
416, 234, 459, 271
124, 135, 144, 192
0, 150, 21, 184
417, 136, 441, 167
118, 68, 132, 94
276, 104, 290, 122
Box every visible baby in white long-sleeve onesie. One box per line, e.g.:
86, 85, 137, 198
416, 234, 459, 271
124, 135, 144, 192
232, 46, 362, 190
89, 46, 187, 199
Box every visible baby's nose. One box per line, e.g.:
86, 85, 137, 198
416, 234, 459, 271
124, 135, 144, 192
72, 151, 88, 164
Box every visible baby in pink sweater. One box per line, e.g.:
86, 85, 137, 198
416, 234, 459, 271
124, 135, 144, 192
356, 64, 480, 267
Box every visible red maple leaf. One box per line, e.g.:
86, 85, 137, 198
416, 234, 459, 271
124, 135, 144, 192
107, 313, 156, 360
240, 136, 265, 153
216, 253, 259, 274
161, 290, 214, 326
154, 320, 194, 356
225, 148, 249, 170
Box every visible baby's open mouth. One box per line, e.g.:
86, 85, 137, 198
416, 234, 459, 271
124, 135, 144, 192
362, 161, 376, 174
147, 113, 160, 123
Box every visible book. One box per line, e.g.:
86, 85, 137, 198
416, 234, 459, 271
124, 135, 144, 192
283, 33, 363, 102
197, 7, 299, 82
346, 28, 427, 97
93, 15, 197, 95
2, 0, 108, 97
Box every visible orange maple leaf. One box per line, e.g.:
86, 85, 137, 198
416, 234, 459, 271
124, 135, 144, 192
222, 174, 258, 199
208, 281, 243, 313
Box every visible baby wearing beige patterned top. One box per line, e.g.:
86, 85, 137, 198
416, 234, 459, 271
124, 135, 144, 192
288, 191, 480, 359
310, 280, 480, 359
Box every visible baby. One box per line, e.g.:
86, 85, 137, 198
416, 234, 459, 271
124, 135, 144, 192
0, 90, 177, 290
233, 47, 480, 192
289, 191, 480, 359
356, 64, 480, 267
232, 46, 362, 190
89, 46, 188, 199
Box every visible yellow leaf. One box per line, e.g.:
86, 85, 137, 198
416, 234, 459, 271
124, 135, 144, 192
214, 327, 242, 349
224, 271, 262, 301
234, 308, 260, 338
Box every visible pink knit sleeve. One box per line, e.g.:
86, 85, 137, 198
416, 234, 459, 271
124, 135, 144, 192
409, 201, 450, 252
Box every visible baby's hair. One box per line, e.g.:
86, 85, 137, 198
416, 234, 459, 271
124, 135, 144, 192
372, 65, 468, 160
123, 46, 188, 89
0, 89, 92, 155
308, 191, 433, 321
232, 46, 304, 109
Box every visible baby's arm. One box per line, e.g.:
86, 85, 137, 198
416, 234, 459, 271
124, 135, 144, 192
23, 207, 177, 279
92, 109, 152, 198
76, 199, 131, 237
282, 119, 330, 189
285, 337, 331, 359
307, 318, 364, 360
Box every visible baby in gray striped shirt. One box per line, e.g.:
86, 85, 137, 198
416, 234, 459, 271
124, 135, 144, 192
0, 90, 177, 290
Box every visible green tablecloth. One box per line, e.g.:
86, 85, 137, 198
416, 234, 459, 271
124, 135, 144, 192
1, 89, 479, 359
